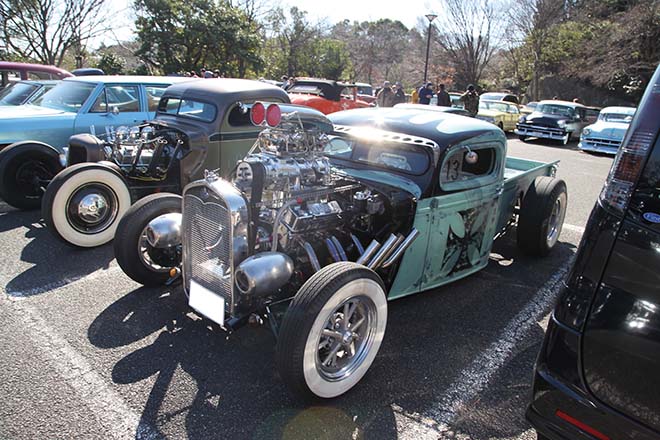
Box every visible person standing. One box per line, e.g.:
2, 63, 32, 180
411, 87, 419, 104
418, 82, 434, 105
459, 84, 480, 117
376, 81, 395, 107
436, 84, 451, 107
392, 82, 406, 105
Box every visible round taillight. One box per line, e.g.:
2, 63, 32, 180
266, 104, 282, 127
251, 102, 265, 125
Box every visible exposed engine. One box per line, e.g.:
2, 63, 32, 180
67, 124, 187, 181
224, 104, 416, 301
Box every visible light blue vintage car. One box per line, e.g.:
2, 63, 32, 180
0, 75, 193, 209
578, 106, 636, 155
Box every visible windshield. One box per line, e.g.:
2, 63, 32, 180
324, 135, 430, 175
357, 86, 373, 96
32, 81, 96, 112
599, 112, 634, 123
536, 103, 575, 118
479, 101, 509, 112
0, 82, 38, 105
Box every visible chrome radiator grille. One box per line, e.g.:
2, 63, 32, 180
183, 186, 234, 315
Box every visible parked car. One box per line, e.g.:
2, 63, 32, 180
37, 79, 290, 248
0, 80, 59, 106
480, 92, 519, 105
584, 105, 601, 124
394, 102, 471, 116
355, 82, 376, 104
0, 76, 195, 211
578, 106, 636, 155
516, 100, 590, 145
113, 104, 566, 400
476, 99, 521, 132
287, 78, 371, 114
527, 65, 660, 440
520, 101, 538, 115
0, 61, 72, 87
72, 68, 105, 76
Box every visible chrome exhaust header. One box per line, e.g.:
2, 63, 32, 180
356, 239, 381, 265
381, 228, 420, 268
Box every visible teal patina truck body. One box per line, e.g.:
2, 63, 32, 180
328, 107, 563, 299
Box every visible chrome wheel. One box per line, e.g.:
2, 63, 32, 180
546, 192, 567, 248
66, 183, 118, 234
315, 295, 377, 381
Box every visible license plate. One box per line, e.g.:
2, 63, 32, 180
189, 281, 225, 326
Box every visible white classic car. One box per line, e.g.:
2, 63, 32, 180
578, 106, 636, 155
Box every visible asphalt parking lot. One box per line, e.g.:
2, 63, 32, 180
0, 136, 615, 440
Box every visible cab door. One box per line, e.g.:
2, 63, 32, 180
420, 142, 504, 290
389, 141, 506, 298
73, 83, 148, 137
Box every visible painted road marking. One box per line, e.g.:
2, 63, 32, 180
395, 258, 574, 439
563, 223, 585, 234
0, 290, 161, 440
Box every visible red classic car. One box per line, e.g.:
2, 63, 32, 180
286, 78, 371, 114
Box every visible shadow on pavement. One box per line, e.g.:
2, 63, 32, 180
89, 234, 576, 439
4, 210, 115, 297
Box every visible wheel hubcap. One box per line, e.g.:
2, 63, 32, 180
66, 184, 118, 234
78, 193, 109, 222
315, 295, 377, 381
136, 225, 179, 273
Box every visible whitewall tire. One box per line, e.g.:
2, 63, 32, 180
42, 163, 131, 248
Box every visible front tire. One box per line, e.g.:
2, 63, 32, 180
517, 176, 567, 256
114, 193, 182, 286
276, 262, 387, 400
518, 135, 529, 142
0, 142, 62, 210
42, 163, 131, 247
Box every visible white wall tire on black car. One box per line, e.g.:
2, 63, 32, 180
42, 163, 131, 248
276, 262, 387, 400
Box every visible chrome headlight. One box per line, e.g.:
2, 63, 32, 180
518, 116, 526, 123
582, 128, 591, 136
557, 120, 566, 128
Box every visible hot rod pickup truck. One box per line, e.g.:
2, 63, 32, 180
114, 104, 567, 400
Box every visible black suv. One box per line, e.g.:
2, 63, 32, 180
527, 65, 660, 440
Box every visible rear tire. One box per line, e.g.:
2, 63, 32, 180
114, 193, 182, 286
42, 163, 131, 247
0, 142, 62, 210
276, 262, 387, 400
517, 176, 567, 256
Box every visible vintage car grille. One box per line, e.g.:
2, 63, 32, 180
517, 123, 566, 137
581, 136, 622, 150
183, 186, 234, 316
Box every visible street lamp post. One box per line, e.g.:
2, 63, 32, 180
423, 13, 438, 84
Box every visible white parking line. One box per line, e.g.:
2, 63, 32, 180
395, 258, 574, 439
0, 290, 161, 440
562, 223, 585, 234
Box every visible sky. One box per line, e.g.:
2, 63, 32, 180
104, 0, 437, 46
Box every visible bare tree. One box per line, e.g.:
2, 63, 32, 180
433, 0, 501, 88
506, 0, 566, 99
0, 0, 110, 66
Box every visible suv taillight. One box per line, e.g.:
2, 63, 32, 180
599, 74, 660, 215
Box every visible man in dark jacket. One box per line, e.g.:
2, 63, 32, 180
418, 82, 434, 105
392, 82, 407, 105
459, 84, 479, 117
436, 84, 451, 107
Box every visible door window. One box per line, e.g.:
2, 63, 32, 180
91, 85, 140, 113
145, 85, 167, 112
439, 143, 502, 192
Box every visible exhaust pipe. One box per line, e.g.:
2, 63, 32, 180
381, 228, 420, 268
356, 239, 381, 265
235, 252, 294, 297
367, 234, 402, 270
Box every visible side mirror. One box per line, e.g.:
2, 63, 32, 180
111, 106, 119, 115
